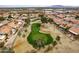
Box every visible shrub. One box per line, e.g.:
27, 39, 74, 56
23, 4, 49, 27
18, 32, 21, 36
0, 17, 5, 21
53, 41, 57, 47
22, 34, 26, 38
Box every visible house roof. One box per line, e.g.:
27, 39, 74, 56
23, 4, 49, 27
69, 27, 79, 35
0, 25, 12, 35
0, 19, 23, 35
71, 20, 79, 24
53, 18, 63, 24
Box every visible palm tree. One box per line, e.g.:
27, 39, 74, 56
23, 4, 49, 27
33, 39, 45, 49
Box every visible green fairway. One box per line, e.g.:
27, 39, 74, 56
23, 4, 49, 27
27, 23, 54, 48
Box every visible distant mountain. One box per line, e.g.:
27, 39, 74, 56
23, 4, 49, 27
49, 5, 77, 8
50, 5, 65, 8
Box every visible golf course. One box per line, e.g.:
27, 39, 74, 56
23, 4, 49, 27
27, 23, 54, 48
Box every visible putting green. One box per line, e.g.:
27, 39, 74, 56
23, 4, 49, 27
27, 23, 53, 48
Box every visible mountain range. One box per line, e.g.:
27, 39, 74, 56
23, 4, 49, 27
49, 5, 78, 8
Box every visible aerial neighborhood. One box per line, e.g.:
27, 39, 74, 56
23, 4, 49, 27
0, 7, 79, 53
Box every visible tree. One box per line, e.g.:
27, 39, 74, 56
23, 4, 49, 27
64, 26, 71, 31
26, 9, 31, 25
0, 42, 4, 48
7, 15, 13, 21
22, 34, 26, 38
40, 15, 48, 23
44, 45, 53, 52
0, 17, 5, 21
56, 36, 60, 41
75, 15, 79, 20
25, 19, 30, 25
33, 39, 45, 49
53, 41, 57, 47
18, 32, 21, 36
1, 47, 15, 53
23, 19, 30, 27
48, 18, 53, 23
25, 29, 27, 32
39, 14, 43, 17
8, 15, 12, 18
39, 14, 48, 23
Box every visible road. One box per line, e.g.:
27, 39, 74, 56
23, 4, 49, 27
4, 20, 25, 48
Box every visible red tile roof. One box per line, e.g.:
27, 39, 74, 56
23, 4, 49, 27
69, 27, 79, 35
0, 25, 12, 35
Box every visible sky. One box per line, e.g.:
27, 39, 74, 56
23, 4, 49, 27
0, 0, 79, 7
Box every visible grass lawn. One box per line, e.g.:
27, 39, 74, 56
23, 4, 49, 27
27, 23, 54, 48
